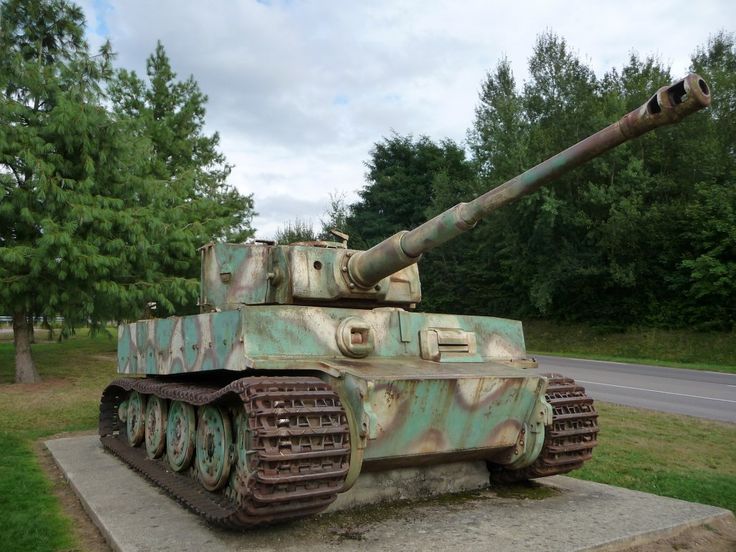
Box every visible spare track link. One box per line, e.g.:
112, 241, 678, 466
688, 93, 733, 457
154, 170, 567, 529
99, 376, 351, 528
490, 373, 598, 482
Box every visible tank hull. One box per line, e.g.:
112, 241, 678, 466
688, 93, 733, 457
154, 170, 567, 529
103, 305, 597, 528
99, 368, 596, 528
115, 305, 554, 471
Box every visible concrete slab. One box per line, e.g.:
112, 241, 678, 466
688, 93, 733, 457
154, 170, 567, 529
46, 435, 734, 552
325, 461, 490, 513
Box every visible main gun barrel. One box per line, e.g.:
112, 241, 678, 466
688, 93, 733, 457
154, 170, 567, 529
347, 73, 711, 289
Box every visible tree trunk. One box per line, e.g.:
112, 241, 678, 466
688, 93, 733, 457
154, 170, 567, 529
28, 315, 35, 344
13, 310, 41, 383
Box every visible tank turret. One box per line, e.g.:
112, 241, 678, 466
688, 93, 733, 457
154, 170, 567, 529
198, 74, 710, 313
101, 74, 711, 529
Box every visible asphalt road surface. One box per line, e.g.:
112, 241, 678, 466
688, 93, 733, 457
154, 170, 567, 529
535, 355, 736, 424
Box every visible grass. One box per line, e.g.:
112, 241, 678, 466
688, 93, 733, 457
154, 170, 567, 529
0, 329, 734, 551
524, 320, 736, 373
0, 435, 76, 551
572, 402, 736, 513
0, 332, 117, 552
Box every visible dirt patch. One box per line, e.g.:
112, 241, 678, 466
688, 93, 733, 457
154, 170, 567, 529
620, 516, 736, 551
36, 434, 111, 552
0, 377, 70, 395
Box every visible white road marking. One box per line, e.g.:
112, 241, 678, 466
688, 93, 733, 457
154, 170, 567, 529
537, 356, 736, 377
575, 380, 736, 404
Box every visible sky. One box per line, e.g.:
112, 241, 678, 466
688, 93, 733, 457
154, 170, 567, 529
77, 0, 733, 240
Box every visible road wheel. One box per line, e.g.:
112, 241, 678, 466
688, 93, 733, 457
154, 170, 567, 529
166, 400, 196, 472
196, 405, 232, 491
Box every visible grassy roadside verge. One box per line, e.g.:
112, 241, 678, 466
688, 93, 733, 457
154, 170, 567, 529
524, 320, 736, 373
0, 332, 734, 551
572, 402, 736, 512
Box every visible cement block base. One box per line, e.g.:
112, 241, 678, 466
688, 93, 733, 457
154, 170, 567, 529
46, 435, 734, 552
326, 461, 490, 513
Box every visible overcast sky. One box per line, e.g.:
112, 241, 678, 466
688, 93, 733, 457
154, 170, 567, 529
77, 0, 732, 240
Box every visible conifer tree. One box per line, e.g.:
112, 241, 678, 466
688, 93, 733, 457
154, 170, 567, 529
110, 42, 255, 270
0, 0, 124, 382
0, 3, 256, 383
274, 218, 317, 244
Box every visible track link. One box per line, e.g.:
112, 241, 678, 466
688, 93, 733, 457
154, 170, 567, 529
490, 374, 598, 482
99, 376, 350, 528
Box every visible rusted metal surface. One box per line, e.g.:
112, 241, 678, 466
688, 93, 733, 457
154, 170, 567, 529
117, 306, 530, 374
489, 374, 598, 481
199, 241, 422, 310
100, 376, 350, 528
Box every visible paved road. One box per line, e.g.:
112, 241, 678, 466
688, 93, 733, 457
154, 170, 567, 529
535, 355, 736, 423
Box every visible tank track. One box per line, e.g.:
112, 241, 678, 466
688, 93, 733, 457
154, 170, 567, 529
490, 374, 598, 482
99, 376, 351, 528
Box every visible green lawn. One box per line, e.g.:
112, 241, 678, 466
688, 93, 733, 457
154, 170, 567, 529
524, 320, 736, 373
0, 330, 734, 551
0, 333, 117, 552
572, 402, 736, 512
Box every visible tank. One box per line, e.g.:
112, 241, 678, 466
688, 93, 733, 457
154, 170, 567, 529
99, 74, 711, 527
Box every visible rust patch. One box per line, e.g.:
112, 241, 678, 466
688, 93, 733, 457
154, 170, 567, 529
484, 418, 523, 448
408, 428, 449, 454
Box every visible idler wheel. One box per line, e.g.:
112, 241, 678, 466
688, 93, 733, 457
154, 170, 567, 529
196, 405, 232, 491
145, 396, 168, 459
126, 390, 146, 446
166, 400, 196, 472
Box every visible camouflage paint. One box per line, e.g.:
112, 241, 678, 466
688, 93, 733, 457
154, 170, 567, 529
118, 309, 245, 375
118, 306, 530, 374
335, 372, 549, 469
199, 242, 422, 311
117, 305, 548, 468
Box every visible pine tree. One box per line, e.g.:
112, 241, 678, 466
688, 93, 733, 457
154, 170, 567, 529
0, 3, 256, 383
345, 134, 475, 313
274, 218, 317, 244
0, 0, 124, 382
110, 42, 255, 264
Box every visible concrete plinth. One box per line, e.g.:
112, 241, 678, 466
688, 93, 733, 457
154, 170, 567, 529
46, 435, 734, 552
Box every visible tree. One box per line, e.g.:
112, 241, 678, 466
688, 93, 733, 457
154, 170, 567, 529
464, 57, 531, 316
110, 42, 255, 290
273, 192, 350, 245
0, 0, 123, 382
345, 134, 476, 312
0, 2, 257, 383
463, 32, 734, 329
346, 134, 471, 246
467, 57, 528, 185
340, 32, 732, 329
679, 31, 736, 328
274, 218, 317, 244
318, 191, 349, 240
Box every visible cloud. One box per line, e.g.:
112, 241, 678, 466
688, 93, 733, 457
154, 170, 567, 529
80, 0, 734, 238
